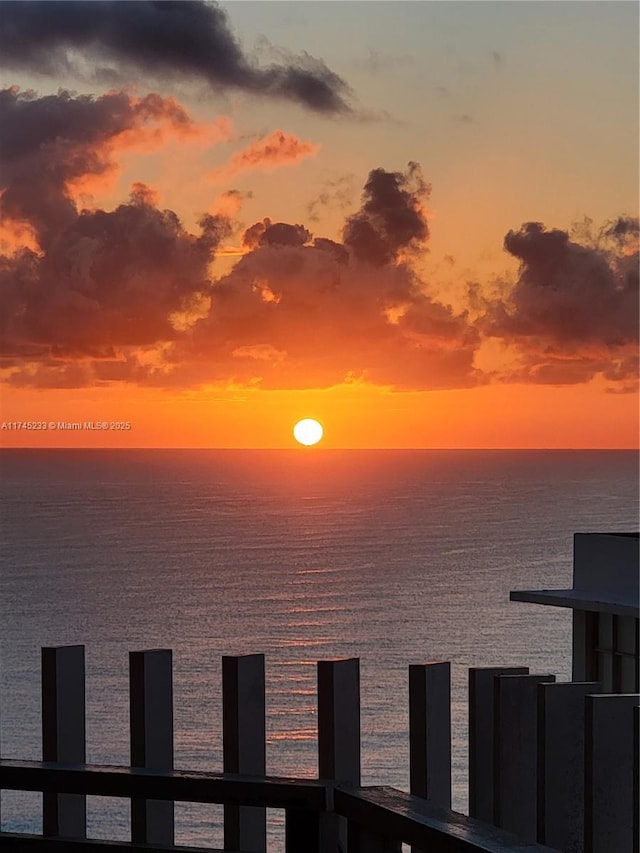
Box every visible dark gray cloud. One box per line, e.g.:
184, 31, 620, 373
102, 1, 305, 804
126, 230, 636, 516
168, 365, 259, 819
0, 90, 232, 363
1, 187, 231, 362
312, 237, 349, 265
343, 162, 430, 266
0, 0, 353, 115
260, 222, 312, 248
603, 215, 640, 246
242, 218, 270, 250
479, 219, 639, 385
0, 86, 193, 249
243, 218, 312, 251
500, 221, 638, 346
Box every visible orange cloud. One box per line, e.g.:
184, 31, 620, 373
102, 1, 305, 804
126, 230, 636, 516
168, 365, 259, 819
0, 215, 40, 255
193, 248, 477, 391
69, 99, 233, 207
210, 130, 319, 182
0, 87, 231, 249
2, 105, 636, 400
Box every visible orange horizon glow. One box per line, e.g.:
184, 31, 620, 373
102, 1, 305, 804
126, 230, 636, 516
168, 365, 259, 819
1, 380, 637, 450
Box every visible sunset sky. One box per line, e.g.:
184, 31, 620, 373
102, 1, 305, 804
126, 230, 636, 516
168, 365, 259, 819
0, 0, 638, 448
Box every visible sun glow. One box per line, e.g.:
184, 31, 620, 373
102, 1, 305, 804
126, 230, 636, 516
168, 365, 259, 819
293, 418, 323, 446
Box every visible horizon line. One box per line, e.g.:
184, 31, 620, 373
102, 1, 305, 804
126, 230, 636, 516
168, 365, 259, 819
0, 446, 638, 452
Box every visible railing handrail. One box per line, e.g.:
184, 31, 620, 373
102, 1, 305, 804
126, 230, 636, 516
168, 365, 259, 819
335, 787, 560, 852
0, 759, 560, 851
0, 759, 331, 810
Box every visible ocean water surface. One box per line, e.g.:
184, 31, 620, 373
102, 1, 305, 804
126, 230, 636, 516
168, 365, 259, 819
0, 449, 638, 847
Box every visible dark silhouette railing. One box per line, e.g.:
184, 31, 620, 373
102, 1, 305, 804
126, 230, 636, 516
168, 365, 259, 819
0, 645, 637, 852
0, 760, 559, 852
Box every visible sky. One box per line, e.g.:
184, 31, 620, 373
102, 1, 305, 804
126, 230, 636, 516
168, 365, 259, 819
0, 0, 638, 448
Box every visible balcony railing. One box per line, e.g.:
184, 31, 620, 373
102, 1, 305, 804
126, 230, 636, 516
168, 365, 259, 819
0, 645, 637, 852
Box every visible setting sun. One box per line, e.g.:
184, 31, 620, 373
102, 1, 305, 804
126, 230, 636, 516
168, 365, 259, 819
293, 418, 323, 446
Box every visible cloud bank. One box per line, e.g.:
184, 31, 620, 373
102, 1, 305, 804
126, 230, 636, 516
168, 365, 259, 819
0, 84, 636, 393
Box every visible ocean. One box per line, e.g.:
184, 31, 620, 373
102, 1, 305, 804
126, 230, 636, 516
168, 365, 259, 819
0, 449, 638, 847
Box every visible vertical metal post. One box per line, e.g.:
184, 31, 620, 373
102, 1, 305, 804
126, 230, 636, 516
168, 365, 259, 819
409, 662, 451, 809
318, 658, 361, 785
222, 654, 266, 853
129, 649, 174, 845
493, 672, 555, 842
317, 658, 360, 852
536, 681, 601, 851
42, 645, 86, 839
468, 666, 528, 821
584, 693, 639, 853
